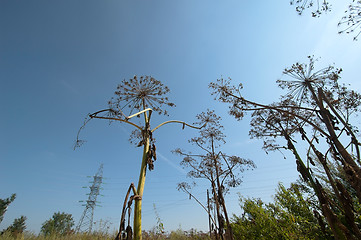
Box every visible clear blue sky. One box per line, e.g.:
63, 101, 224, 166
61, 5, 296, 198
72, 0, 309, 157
1, 0, 361, 234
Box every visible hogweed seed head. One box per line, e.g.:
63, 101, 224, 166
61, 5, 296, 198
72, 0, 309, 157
109, 75, 175, 116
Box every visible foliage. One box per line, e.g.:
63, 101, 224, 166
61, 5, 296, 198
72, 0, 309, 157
0, 231, 116, 240
1, 216, 27, 236
40, 212, 74, 236
0, 194, 16, 224
232, 183, 332, 240
167, 228, 211, 240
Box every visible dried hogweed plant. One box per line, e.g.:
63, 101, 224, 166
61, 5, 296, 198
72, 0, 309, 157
173, 110, 255, 240
75, 75, 203, 240
210, 56, 361, 239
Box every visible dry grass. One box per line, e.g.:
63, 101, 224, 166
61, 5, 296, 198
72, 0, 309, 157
0, 232, 114, 240
0, 229, 211, 240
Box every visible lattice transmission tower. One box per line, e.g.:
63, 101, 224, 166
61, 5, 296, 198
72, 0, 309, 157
76, 164, 104, 233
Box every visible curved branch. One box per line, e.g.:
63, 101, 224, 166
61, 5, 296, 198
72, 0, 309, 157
89, 108, 153, 130
89, 108, 113, 116
115, 183, 138, 240
75, 109, 145, 150
152, 120, 205, 133
74, 116, 92, 150
89, 115, 143, 131
226, 90, 331, 138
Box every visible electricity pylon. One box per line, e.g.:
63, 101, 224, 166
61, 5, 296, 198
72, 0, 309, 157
75, 164, 104, 233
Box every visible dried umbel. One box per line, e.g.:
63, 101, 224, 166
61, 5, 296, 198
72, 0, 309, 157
278, 56, 361, 117
109, 75, 175, 116
338, 1, 361, 40
210, 77, 258, 121
290, 0, 331, 17
277, 56, 342, 105
191, 110, 226, 148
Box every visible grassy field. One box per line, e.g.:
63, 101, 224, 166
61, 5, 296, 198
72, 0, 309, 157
0, 229, 212, 240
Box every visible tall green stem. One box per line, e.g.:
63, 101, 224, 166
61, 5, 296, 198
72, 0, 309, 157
134, 101, 150, 240
133, 135, 149, 240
